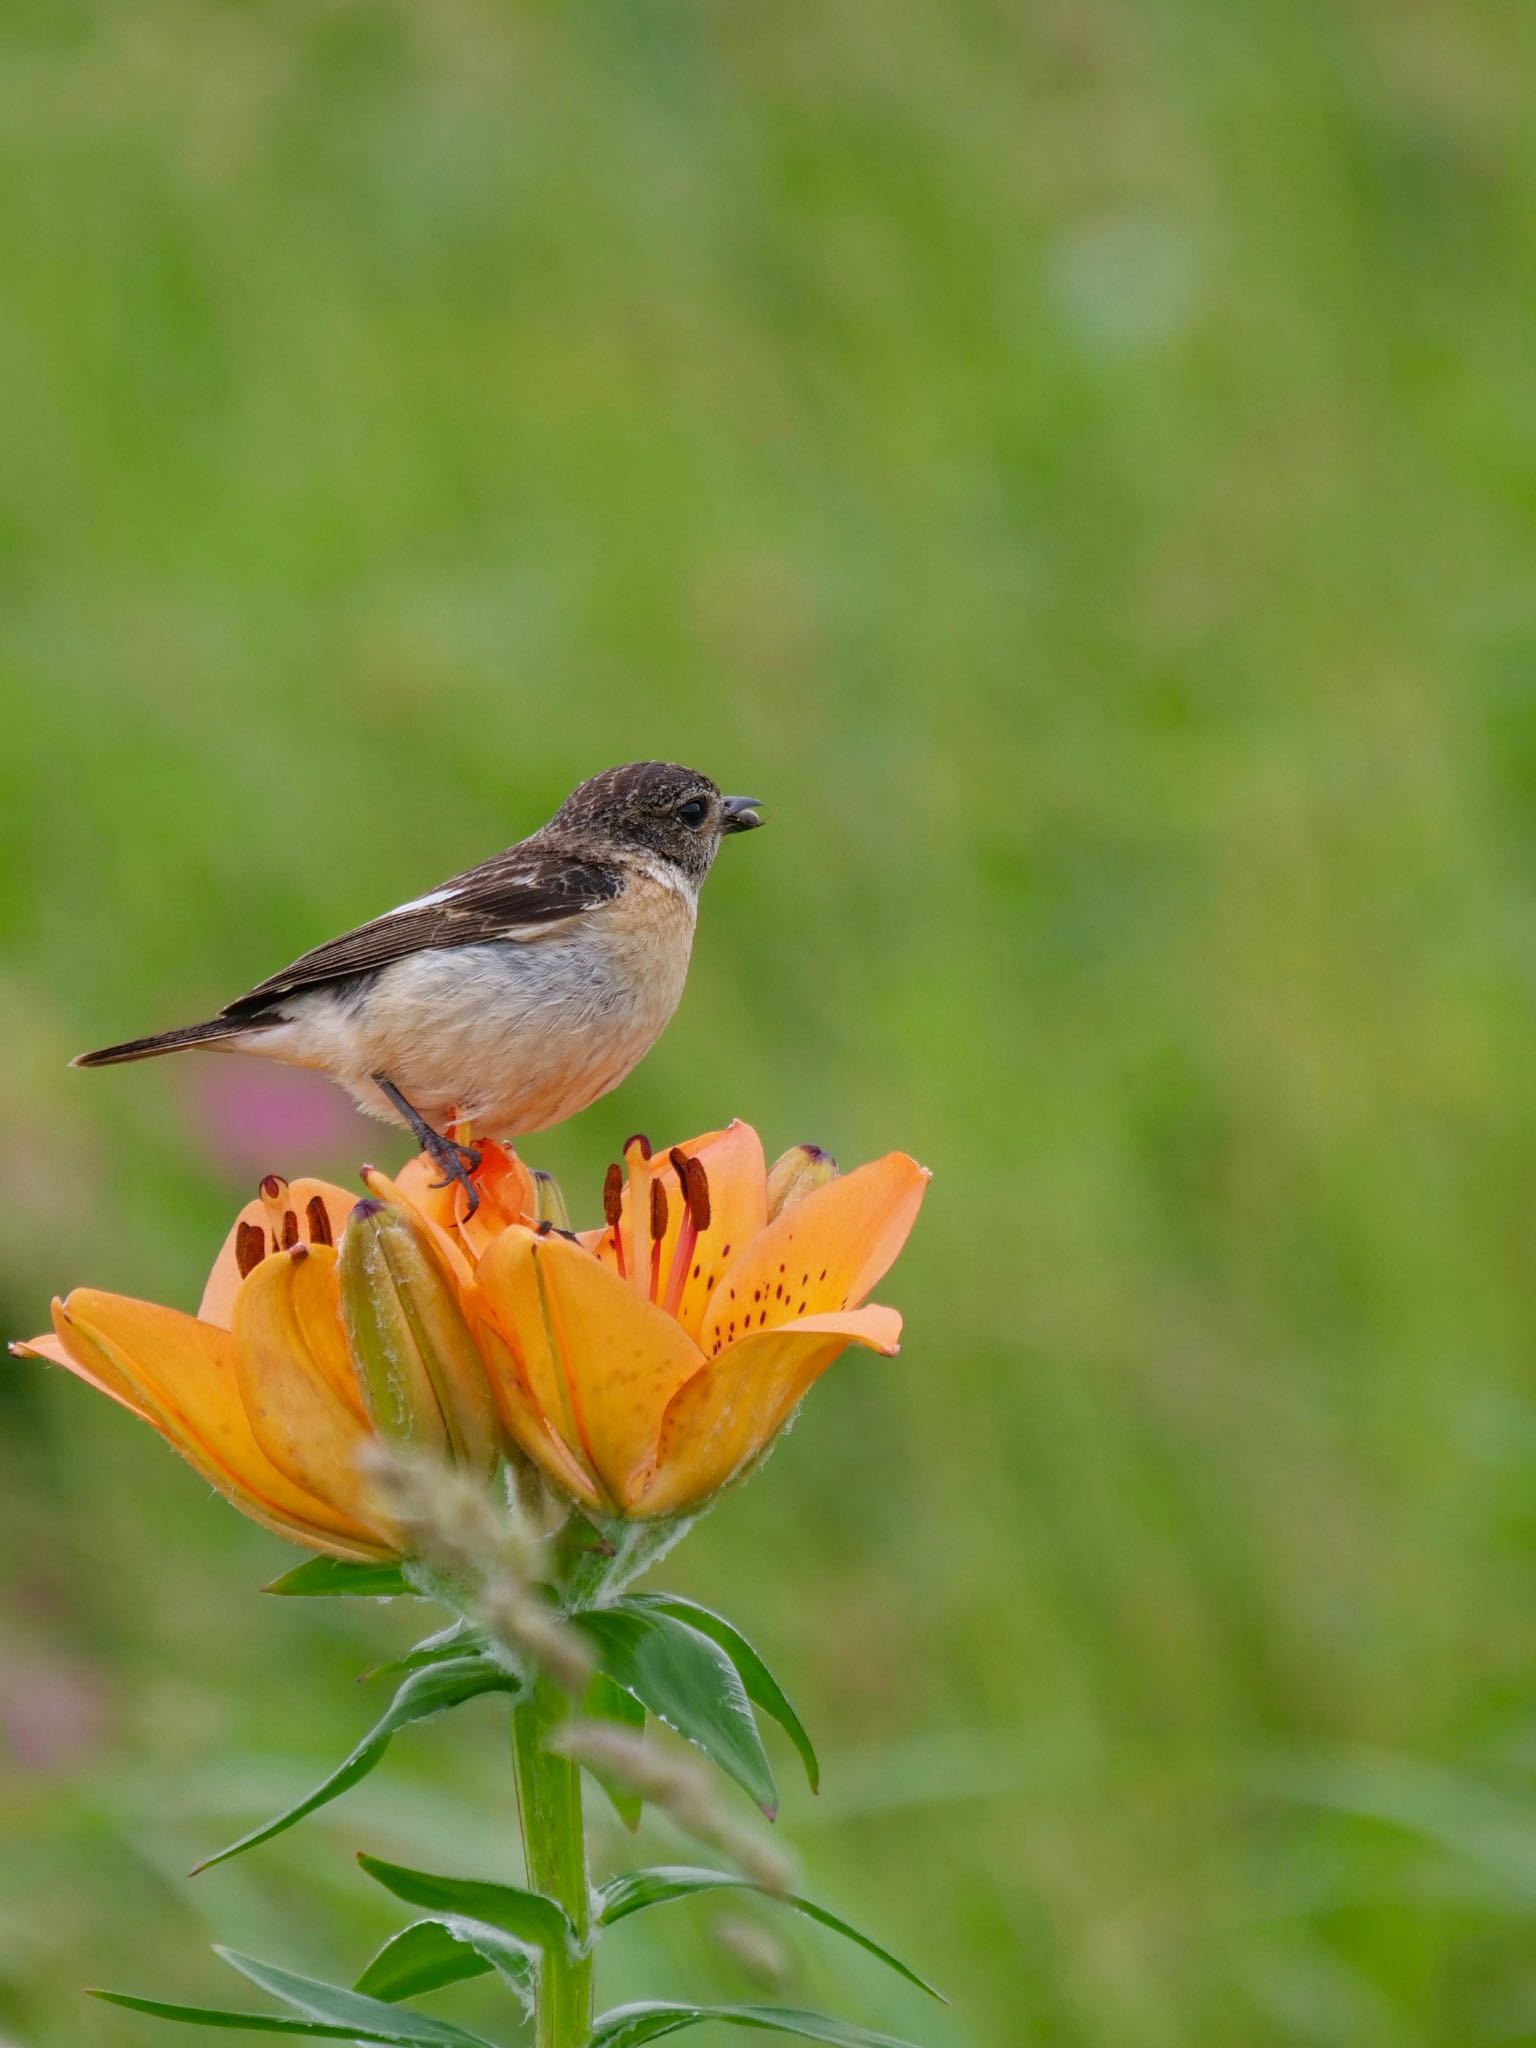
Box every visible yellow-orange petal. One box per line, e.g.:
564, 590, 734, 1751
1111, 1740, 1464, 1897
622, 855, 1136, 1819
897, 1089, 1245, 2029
634, 1305, 903, 1517
231, 1246, 381, 1519
467, 1312, 607, 1511
15, 1317, 154, 1421
589, 1122, 768, 1342
475, 1226, 705, 1508
700, 1153, 929, 1357
58, 1289, 392, 1557
200, 1177, 359, 1328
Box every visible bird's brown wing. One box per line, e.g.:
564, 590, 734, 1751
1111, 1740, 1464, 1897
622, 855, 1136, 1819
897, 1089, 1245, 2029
221, 849, 623, 1018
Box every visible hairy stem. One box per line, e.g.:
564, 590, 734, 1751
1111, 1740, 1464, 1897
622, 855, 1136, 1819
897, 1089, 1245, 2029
513, 1672, 594, 2048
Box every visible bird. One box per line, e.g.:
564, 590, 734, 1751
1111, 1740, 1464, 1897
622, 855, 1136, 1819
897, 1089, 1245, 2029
75, 761, 764, 1211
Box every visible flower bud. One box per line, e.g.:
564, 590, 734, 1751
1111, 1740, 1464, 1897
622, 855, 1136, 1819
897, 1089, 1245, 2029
339, 1198, 502, 1474
532, 1169, 571, 1232
765, 1144, 839, 1220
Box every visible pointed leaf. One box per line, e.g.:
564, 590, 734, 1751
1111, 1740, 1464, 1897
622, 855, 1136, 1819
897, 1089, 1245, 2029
625, 1597, 818, 1794
364, 1620, 490, 1682
91, 1996, 382, 2039
599, 1866, 942, 2000
590, 2004, 923, 2048
573, 1607, 776, 1817
220, 1950, 498, 2044
357, 1852, 573, 1954
355, 1921, 497, 2002
195, 1659, 520, 1872
264, 1558, 412, 1598
585, 1672, 647, 1832
93, 1955, 494, 2045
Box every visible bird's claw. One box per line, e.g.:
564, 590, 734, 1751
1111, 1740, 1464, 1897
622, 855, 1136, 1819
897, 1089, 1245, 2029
427, 1136, 482, 1216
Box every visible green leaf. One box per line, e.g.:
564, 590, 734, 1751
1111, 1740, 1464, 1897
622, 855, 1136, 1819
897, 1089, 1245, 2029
363, 1620, 490, 1682
573, 1608, 777, 1817
263, 1558, 412, 1599
195, 1658, 520, 1872
355, 1919, 531, 2005
91, 1997, 375, 2040
355, 1921, 495, 2002
598, 1867, 943, 2001
585, 1672, 647, 1832
357, 1851, 573, 1954
626, 1597, 819, 1795
221, 1950, 500, 2042
589, 2003, 925, 2048
92, 1948, 497, 2045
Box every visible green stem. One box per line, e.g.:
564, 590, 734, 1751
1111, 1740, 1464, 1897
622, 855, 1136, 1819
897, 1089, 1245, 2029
512, 1671, 594, 2048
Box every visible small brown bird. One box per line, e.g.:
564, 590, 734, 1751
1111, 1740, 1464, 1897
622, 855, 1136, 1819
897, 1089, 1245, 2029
75, 762, 763, 1208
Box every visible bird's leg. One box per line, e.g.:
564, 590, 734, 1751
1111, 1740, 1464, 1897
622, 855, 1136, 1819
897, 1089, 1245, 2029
371, 1073, 482, 1217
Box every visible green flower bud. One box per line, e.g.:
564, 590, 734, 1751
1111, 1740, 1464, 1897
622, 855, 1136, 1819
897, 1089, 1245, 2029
339, 1198, 501, 1474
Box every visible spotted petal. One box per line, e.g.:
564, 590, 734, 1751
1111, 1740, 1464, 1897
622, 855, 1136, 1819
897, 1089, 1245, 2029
700, 1154, 928, 1356
587, 1123, 768, 1342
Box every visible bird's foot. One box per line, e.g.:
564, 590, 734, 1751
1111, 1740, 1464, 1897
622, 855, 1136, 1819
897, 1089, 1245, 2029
426, 1131, 483, 1216
372, 1073, 483, 1218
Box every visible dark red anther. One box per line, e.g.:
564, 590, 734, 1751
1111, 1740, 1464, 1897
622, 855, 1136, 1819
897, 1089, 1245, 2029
280, 1208, 300, 1250
305, 1195, 334, 1246
683, 1157, 711, 1232
603, 1163, 624, 1228
624, 1132, 653, 1160
259, 1174, 285, 1202
235, 1220, 266, 1278
650, 1178, 669, 1241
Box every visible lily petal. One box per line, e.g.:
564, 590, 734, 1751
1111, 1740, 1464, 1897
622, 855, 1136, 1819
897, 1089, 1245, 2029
476, 1226, 705, 1507
467, 1312, 607, 1511
231, 1246, 383, 1521
200, 1177, 358, 1328
589, 1122, 768, 1341
56, 1289, 391, 1557
701, 1153, 929, 1356
14, 1320, 154, 1421
636, 1305, 903, 1516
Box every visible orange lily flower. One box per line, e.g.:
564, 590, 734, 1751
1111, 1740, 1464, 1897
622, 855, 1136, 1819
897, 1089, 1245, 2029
14, 1124, 927, 1551
13, 1176, 403, 1559
448, 1121, 929, 1519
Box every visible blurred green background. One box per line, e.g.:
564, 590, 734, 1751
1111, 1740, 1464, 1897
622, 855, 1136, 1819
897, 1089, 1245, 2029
4, 1, 1536, 2042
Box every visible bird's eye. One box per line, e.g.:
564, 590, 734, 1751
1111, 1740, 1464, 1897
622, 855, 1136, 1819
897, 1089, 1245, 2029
677, 797, 709, 828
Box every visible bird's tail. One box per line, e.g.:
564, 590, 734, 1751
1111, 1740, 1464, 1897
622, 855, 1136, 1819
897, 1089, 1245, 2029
72, 1017, 257, 1068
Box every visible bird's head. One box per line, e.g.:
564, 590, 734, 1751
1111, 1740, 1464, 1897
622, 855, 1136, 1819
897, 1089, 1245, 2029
544, 762, 763, 884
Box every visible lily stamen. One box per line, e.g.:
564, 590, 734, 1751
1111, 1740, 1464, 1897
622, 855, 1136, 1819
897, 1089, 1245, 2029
662, 1150, 712, 1318
602, 1164, 626, 1279
648, 1178, 670, 1303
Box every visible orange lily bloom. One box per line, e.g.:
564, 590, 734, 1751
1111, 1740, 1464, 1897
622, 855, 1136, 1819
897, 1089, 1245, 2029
438, 1121, 929, 1519
14, 1124, 927, 1551
13, 1177, 402, 1559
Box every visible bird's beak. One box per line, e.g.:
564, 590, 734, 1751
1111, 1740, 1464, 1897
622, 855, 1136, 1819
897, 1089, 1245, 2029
721, 795, 765, 833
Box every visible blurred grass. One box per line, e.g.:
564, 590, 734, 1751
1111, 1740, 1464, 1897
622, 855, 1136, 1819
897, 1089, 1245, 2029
4, 0, 1536, 2042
